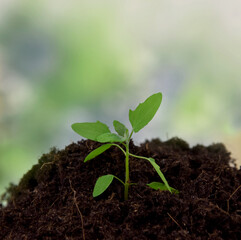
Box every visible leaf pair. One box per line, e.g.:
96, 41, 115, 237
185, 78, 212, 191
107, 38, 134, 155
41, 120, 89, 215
94, 178, 179, 198
71, 120, 126, 143
72, 92, 163, 141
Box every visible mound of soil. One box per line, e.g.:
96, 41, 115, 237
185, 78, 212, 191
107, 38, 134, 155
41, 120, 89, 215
0, 138, 241, 239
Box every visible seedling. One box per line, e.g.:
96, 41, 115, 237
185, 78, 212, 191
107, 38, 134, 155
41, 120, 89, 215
72, 92, 178, 200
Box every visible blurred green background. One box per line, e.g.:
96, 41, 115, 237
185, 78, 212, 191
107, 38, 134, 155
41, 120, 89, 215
0, 0, 241, 195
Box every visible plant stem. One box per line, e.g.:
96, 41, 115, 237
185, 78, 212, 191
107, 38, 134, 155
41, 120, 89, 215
129, 152, 148, 161
113, 175, 125, 185
111, 144, 126, 156
124, 139, 130, 201
123, 130, 134, 201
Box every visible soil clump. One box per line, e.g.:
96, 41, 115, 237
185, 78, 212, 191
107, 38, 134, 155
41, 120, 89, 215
0, 138, 241, 239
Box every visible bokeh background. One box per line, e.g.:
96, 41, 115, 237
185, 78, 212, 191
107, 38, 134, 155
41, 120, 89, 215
0, 0, 241, 196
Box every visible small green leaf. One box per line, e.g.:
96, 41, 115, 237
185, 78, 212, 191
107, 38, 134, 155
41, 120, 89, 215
147, 182, 179, 194
147, 182, 168, 190
72, 121, 110, 141
113, 120, 129, 137
93, 174, 114, 197
146, 158, 171, 192
129, 92, 162, 133
84, 144, 112, 162
96, 133, 124, 143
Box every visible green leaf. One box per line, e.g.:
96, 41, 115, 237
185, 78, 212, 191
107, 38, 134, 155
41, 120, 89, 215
71, 121, 110, 141
129, 92, 162, 133
147, 182, 179, 194
146, 158, 171, 192
113, 120, 129, 137
93, 174, 114, 197
84, 144, 112, 162
96, 133, 124, 143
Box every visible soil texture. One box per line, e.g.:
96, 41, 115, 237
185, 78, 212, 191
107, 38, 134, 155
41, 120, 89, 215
0, 138, 241, 240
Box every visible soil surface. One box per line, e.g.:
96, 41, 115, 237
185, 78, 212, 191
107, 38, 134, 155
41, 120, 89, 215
0, 138, 241, 240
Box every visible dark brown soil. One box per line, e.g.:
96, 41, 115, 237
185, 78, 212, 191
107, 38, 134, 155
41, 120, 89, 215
0, 138, 241, 240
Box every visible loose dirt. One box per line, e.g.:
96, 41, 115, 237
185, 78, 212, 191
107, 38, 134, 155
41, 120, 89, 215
0, 138, 240, 239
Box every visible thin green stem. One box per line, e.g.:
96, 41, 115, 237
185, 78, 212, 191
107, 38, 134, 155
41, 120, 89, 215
129, 152, 172, 193
113, 176, 125, 185
128, 130, 134, 141
124, 139, 130, 201
111, 144, 126, 156
129, 152, 149, 161
114, 129, 134, 201
111, 142, 130, 200
129, 183, 137, 185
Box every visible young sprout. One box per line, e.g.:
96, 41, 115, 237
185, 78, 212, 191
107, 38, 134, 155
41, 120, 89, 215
72, 92, 178, 200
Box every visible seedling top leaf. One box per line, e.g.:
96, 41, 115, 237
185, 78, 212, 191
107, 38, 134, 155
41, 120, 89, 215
129, 92, 162, 133
72, 92, 178, 200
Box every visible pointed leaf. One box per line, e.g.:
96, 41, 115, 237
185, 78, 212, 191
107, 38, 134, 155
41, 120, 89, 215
147, 182, 179, 194
113, 120, 129, 137
96, 133, 124, 143
146, 158, 171, 192
129, 92, 162, 133
93, 174, 114, 197
71, 121, 110, 141
84, 144, 112, 162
